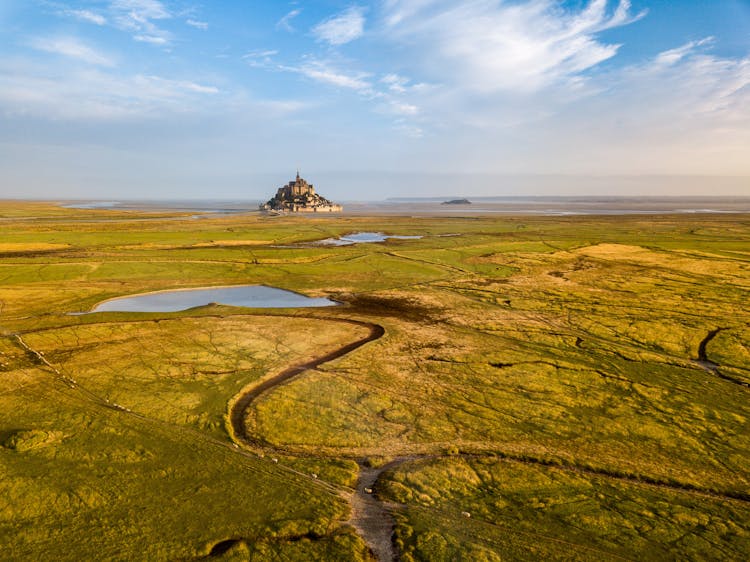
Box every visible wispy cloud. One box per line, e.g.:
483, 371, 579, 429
411, 38, 750, 174
312, 6, 366, 45
64, 9, 107, 26
380, 73, 430, 94
110, 0, 173, 46
284, 60, 373, 91
563, 48, 750, 174
363, 2, 750, 164
382, 100, 419, 116
381, 0, 646, 93
0, 57, 220, 120
111, 0, 170, 20
244, 49, 279, 59
277, 59, 424, 135
133, 34, 168, 45
243, 49, 279, 68
277, 9, 302, 32
28, 36, 115, 67
654, 37, 714, 67
381, 73, 408, 93
186, 19, 208, 30
616, 45, 750, 123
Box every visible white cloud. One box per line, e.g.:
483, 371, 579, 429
301, 66, 370, 90
277, 9, 301, 32
111, 0, 170, 21
0, 57, 220, 120
168, 79, 219, 94
385, 100, 419, 115
267, 56, 429, 128
65, 9, 107, 25
28, 36, 115, 67
312, 6, 366, 46
277, 58, 429, 130
134, 34, 168, 45
244, 50, 279, 59
381, 0, 646, 93
243, 49, 278, 68
615, 49, 750, 124
380, 73, 430, 94
413, 43, 750, 175
381, 73, 408, 93
654, 37, 713, 67
110, 0, 173, 45
568, 50, 750, 174
186, 19, 208, 30
382, 0, 434, 26
283, 61, 373, 91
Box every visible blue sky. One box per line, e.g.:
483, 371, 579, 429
1, 0, 748, 199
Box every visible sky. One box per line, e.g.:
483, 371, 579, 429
0, 0, 748, 200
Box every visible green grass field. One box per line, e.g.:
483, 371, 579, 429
0, 201, 748, 560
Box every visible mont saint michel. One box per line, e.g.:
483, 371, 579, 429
260, 172, 343, 213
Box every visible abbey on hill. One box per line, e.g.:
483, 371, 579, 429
260, 172, 342, 213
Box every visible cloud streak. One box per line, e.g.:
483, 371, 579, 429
64, 9, 107, 25
110, 0, 173, 45
0, 57, 219, 120
381, 0, 646, 93
283, 61, 373, 91
277, 9, 301, 32
28, 36, 115, 67
312, 6, 366, 45
186, 19, 208, 30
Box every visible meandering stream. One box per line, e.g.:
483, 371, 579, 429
227, 318, 393, 560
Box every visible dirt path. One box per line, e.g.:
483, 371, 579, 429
348, 457, 415, 562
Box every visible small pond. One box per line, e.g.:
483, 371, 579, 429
316, 232, 422, 246
89, 285, 337, 313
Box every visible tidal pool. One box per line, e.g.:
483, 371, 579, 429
316, 232, 422, 246
89, 285, 337, 313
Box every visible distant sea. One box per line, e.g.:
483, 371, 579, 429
61, 196, 750, 216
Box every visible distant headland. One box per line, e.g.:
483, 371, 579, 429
260, 172, 342, 213
442, 198, 472, 205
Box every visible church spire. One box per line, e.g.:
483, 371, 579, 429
296, 168, 300, 180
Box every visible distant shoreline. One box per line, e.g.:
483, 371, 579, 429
49, 197, 750, 217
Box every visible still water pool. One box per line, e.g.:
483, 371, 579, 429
316, 232, 422, 245
90, 285, 337, 313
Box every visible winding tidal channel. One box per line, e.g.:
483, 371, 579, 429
228, 318, 395, 560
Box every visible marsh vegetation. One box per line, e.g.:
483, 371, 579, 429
0, 201, 748, 560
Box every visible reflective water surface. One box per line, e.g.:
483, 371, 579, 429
90, 285, 337, 312
316, 232, 423, 245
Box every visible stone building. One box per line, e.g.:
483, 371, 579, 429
260, 172, 342, 213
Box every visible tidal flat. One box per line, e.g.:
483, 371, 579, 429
0, 200, 748, 561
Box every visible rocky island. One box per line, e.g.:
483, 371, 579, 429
442, 198, 472, 205
260, 172, 342, 213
